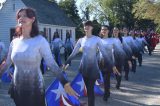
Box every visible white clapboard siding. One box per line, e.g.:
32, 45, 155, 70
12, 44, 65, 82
0, 0, 26, 48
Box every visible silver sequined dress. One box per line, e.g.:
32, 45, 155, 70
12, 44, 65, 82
5, 35, 67, 106
65, 36, 111, 79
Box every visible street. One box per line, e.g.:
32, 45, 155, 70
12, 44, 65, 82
0, 44, 160, 106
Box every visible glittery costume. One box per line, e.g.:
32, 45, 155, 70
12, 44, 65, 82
5, 35, 67, 106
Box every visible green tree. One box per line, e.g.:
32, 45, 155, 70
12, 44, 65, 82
92, 20, 101, 35
79, 1, 93, 21
48, 0, 57, 3
58, 0, 83, 38
91, 0, 138, 29
59, 0, 81, 25
133, 0, 160, 32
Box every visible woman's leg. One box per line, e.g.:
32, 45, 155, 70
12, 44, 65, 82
83, 76, 96, 106
102, 70, 110, 101
64, 49, 68, 61
115, 65, 122, 89
138, 53, 142, 66
13, 88, 46, 106
131, 58, 137, 73
124, 60, 129, 80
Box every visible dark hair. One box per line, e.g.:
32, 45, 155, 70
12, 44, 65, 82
101, 25, 110, 30
123, 27, 129, 31
118, 33, 123, 43
65, 32, 71, 42
53, 32, 59, 40
113, 27, 123, 43
100, 25, 110, 38
15, 7, 39, 37
83, 20, 93, 26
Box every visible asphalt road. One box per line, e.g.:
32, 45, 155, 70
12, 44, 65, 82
0, 44, 160, 106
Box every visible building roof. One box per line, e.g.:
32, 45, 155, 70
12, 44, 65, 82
21, 0, 76, 27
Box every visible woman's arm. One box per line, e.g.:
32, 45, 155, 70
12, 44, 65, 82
40, 37, 78, 98
0, 41, 13, 78
97, 38, 114, 70
65, 38, 81, 65
59, 38, 65, 48
40, 37, 68, 86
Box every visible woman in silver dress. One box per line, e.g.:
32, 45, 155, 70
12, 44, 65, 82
64, 21, 113, 106
64, 32, 74, 65
51, 31, 64, 66
99, 25, 119, 101
0, 8, 77, 106
122, 27, 133, 80
112, 27, 126, 89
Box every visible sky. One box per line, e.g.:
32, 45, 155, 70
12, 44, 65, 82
0, 0, 6, 10
0, 0, 6, 2
56, 0, 83, 7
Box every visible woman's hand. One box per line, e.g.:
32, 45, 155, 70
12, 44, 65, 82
128, 61, 132, 70
79, 47, 83, 52
112, 66, 121, 76
64, 83, 79, 99
132, 56, 136, 59
62, 64, 69, 71
0, 60, 6, 78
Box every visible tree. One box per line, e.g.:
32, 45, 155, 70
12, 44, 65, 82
92, 20, 101, 35
79, 1, 93, 21
59, 0, 81, 25
58, 0, 83, 38
48, 0, 57, 3
133, 0, 160, 32
90, 0, 138, 29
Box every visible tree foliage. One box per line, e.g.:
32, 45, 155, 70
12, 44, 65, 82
58, 0, 81, 25
92, 0, 137, 29
48, 0, 57, 3
133, 0, 160, 31
58, 0, 83, 38
79, 0, 94, 21
92, 20, 101, 36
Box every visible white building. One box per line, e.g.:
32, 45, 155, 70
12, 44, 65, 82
0, 0, 76, 51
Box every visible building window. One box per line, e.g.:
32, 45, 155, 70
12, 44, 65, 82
56, 29, 58, 32
66, 30, 69, 33
60, 29, 63, 40
10, 28, 15, 41
49, 28, 51, 43
70, 30, 72, 37
13, 4, 15, 11
55, 29, 63, 40
44, 28, 52, 43
44, 28, 47, 38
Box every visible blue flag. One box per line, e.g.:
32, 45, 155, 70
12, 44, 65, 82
1, 66, 14, 83
97, 71, 104, 86
46, 79, 80, 106
94, 80, 104, 96
71, 73, 104, 97
110, 72, 115, 78
71, 73, 87, 97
